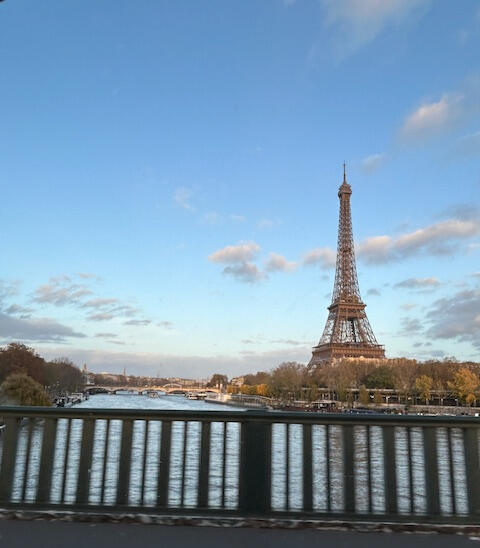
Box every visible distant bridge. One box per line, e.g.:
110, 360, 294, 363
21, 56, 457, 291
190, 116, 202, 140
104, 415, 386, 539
86, 385, 220, 395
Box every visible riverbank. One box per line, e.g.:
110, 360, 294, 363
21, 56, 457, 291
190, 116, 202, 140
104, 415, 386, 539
205, 393, 480, 416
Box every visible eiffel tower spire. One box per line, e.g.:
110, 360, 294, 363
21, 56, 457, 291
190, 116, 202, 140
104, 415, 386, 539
309, 168, 385, 365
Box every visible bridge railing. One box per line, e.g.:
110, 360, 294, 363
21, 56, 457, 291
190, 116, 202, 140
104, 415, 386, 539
0, 407, 480, 522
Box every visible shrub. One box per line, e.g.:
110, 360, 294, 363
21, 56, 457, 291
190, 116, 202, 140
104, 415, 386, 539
0, 373, 51, 406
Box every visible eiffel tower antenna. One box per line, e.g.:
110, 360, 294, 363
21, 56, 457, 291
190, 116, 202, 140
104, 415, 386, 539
309, 168, 385, 364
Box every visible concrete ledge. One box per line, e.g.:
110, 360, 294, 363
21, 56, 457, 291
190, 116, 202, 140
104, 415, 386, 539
1, 509, 480, 536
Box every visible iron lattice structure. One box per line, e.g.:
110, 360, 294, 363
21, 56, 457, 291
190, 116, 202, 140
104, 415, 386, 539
309, 169, 385, 365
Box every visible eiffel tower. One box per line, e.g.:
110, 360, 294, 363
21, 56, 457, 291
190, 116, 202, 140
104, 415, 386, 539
309, 166, 385, 365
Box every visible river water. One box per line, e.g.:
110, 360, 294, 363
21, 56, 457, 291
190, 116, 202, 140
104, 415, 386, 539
8, 393, 470, 516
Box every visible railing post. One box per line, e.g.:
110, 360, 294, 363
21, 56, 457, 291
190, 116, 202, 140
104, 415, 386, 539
383, 426, 397, 515
116, 419, 134, 506
423, 427, 440, 516
0, 417, 20, 503
464, 427, 480, 516
343, 425, 355, 514
76, 418, 95, 505
239, 413, 271, 515
37, 418, 58, 504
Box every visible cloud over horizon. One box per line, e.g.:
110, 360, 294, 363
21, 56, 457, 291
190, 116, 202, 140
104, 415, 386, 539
394, 277, 441, 290
320, 0, 431, 58
426, 289, 480, 350
357, 218, 480, 264
265, 253, 297, 273
303, 247, 337, 269
0, 313, 86, 343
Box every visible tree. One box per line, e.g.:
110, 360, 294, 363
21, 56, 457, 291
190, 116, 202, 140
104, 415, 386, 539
358, 385, 370, 406
392, 359, 417, 403
267, 362, 305, 400
364, 365, 395, 389
373, 391, 383, 405
0, 343, 46, 385
0, 373, 51, 406
256, 383, 270, 397
208, 374, 228, 389
415, 374, 434, 404
448, 368, 480, 406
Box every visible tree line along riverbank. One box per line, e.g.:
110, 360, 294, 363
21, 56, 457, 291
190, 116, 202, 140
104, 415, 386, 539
1, 343, 480, 410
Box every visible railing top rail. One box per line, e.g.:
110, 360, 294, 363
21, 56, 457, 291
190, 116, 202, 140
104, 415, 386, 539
1, 405, 480, 427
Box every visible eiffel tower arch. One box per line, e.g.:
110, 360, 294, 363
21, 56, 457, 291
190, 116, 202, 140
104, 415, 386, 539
309, 167, 385, 365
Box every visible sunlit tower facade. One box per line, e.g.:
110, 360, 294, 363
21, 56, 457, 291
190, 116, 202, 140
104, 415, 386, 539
309, 167, 385, 365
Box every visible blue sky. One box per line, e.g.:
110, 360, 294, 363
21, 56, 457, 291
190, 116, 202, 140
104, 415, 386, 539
1, 0, 479, 377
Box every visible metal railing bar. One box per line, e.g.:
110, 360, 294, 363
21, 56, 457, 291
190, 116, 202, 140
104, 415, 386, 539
343, 424, 355, 514
447, 427, 456, 515
302, 423, 313, 512
100, 419, 110, 505
197, 421, 210, 509
463, 427, 480, 516
423, 427, 440, 515
285, 423, 290, 512
326, 425, 331, 513
60, 418, 72, 505
2, 406, 480, 428
157, 420, 172, 508
116, 419, 134, 506
36, 418, 58, 504
383, 426, 397, 515
76, 419, 95, 505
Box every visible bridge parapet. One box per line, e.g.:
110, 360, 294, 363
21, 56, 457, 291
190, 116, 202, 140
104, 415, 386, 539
86, 386, 220, 395
0, 407, 479, 523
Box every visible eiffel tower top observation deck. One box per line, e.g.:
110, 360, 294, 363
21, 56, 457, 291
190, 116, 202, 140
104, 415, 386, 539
309, 166, 385, 365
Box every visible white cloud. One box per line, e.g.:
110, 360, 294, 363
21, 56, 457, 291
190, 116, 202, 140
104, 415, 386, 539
361, 153, 386, 174
265, 253, 297, 273
394, 277, 440, 290
174, 187, 195, 211
303, 247, 336, 269
357, 219, 480, 264
426, 289, 480, 350
222, 263, 265, 284
81, 298, 119, 309
401, 93, 463, 139
320, 0, 430, 57
33, 278, 92, 306
209, 242, 260, 264
209, 242, 266, 283
400, 303, 417, 311
124, 319, 151, 327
